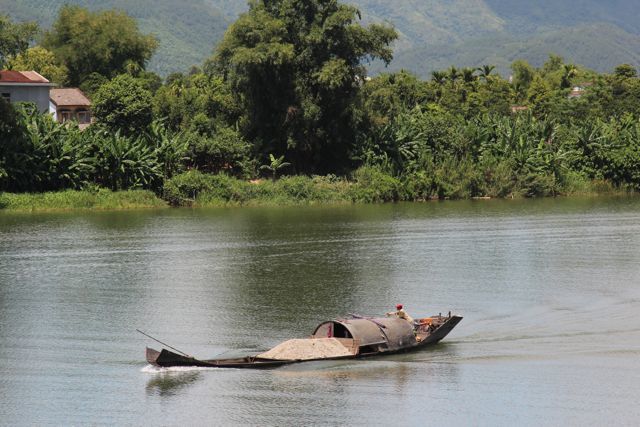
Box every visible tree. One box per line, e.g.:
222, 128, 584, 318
210, 0, 397, 174
511, 59, 536, 100
541, 54, 564, 76
43, 5, 158, 86
478, 65, 495, 81
466, 78, 513, 116
614, 64, 638, 79
186, 126, 252, 176
153, 71, 242, 133
431, 70, 447, 85
92, 74, 153, 135
460, 67, 477, 85
0, 98, 25, 188
0, 15, 38, 67
560, 64, 578, 89
361, 71, 430, 125
79, 72, 108, 98
7, 46, 68, 85
447, 66, 459, 85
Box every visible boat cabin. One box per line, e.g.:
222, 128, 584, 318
312, 317, 417, 354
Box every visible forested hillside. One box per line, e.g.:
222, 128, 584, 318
2, 0, 639, 75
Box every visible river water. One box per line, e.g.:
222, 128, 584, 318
1, 197, 640, 425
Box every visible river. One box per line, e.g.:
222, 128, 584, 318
1, 197, 640, 425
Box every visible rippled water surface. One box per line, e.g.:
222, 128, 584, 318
1, 197, 640, 425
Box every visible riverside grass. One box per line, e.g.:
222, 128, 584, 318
0, 189, 167, 212
0, 171, 630, 212
163, 169, 629, 208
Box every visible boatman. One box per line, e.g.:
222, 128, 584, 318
386, 304, 414, 324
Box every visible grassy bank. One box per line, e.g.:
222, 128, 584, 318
1, 170, 633, 212
0, 189, 167, 212
163, 169, 632, 207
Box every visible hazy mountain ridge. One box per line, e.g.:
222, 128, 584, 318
484, 0, 640, 35
383, 23, 640, 77
2, 0, 639, 76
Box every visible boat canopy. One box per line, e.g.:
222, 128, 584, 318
312, 317, 416, 352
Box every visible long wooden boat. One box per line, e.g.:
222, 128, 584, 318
146, 312, 462, 369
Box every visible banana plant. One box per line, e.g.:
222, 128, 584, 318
260, 154, 290, 180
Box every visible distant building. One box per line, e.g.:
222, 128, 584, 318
0, 70, 55, 112
568, 82, 593, 100
568, 86, 585, 99
49, 88, 93, 129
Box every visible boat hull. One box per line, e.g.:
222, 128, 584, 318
146, 314, 462, 369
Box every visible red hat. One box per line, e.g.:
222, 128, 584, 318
396, 304, 403, 310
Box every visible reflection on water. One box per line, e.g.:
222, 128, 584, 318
1, 197, 640, 425
145, 371, 202, 397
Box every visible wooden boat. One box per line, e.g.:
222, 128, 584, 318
146, 312, 462, 369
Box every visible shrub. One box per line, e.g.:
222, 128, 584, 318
350, 166, 401, 202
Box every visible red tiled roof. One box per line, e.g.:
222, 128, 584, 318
50, 88, 91, 107
0, 70, 50, 83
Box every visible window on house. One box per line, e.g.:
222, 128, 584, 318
77, 110, 89, 123
1, 93, 10, 102
60, 110, 71, 122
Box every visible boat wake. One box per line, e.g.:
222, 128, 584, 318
141, 364, 217, 373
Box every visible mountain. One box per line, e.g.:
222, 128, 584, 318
356, 0, 640, 76
2, 0, 640, 77
378, 23, 640, 77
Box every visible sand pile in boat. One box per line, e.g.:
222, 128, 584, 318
258, 338, 356, 361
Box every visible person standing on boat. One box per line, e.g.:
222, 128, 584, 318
386, 304, 414, 324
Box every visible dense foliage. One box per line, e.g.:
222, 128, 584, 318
209, 0, 397, 174
7, 46, 68, 84
2, 1, 640, 207
0, 104, 186, 192
0, 14, 38, 67
42, 5, 158, 86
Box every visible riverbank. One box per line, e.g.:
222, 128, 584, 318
0, 189, 167, 212
163, 170, 631, 208
0, 171, 633, 212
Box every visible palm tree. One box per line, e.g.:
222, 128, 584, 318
431, 70, 447, 85
478, 64, 496, 81
447, 66, 459, 85
460, 67, 477, 84
260, 154, 290, 180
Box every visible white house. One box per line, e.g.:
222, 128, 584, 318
0, 70, 55, 112
49, 88, 93, 129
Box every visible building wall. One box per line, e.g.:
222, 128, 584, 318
0, 85, 51, 112
49, 100, 58, 121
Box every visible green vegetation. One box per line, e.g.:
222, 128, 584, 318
92, 74, 154, 135
210, 0, 396, 174
0, 189, 166, 211
2, 2, 640, 212
7, 46, 68, 84
42, 5, 158, 86
0, 14, 38, 67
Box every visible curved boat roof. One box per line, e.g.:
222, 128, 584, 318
312, 317, 416, 350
